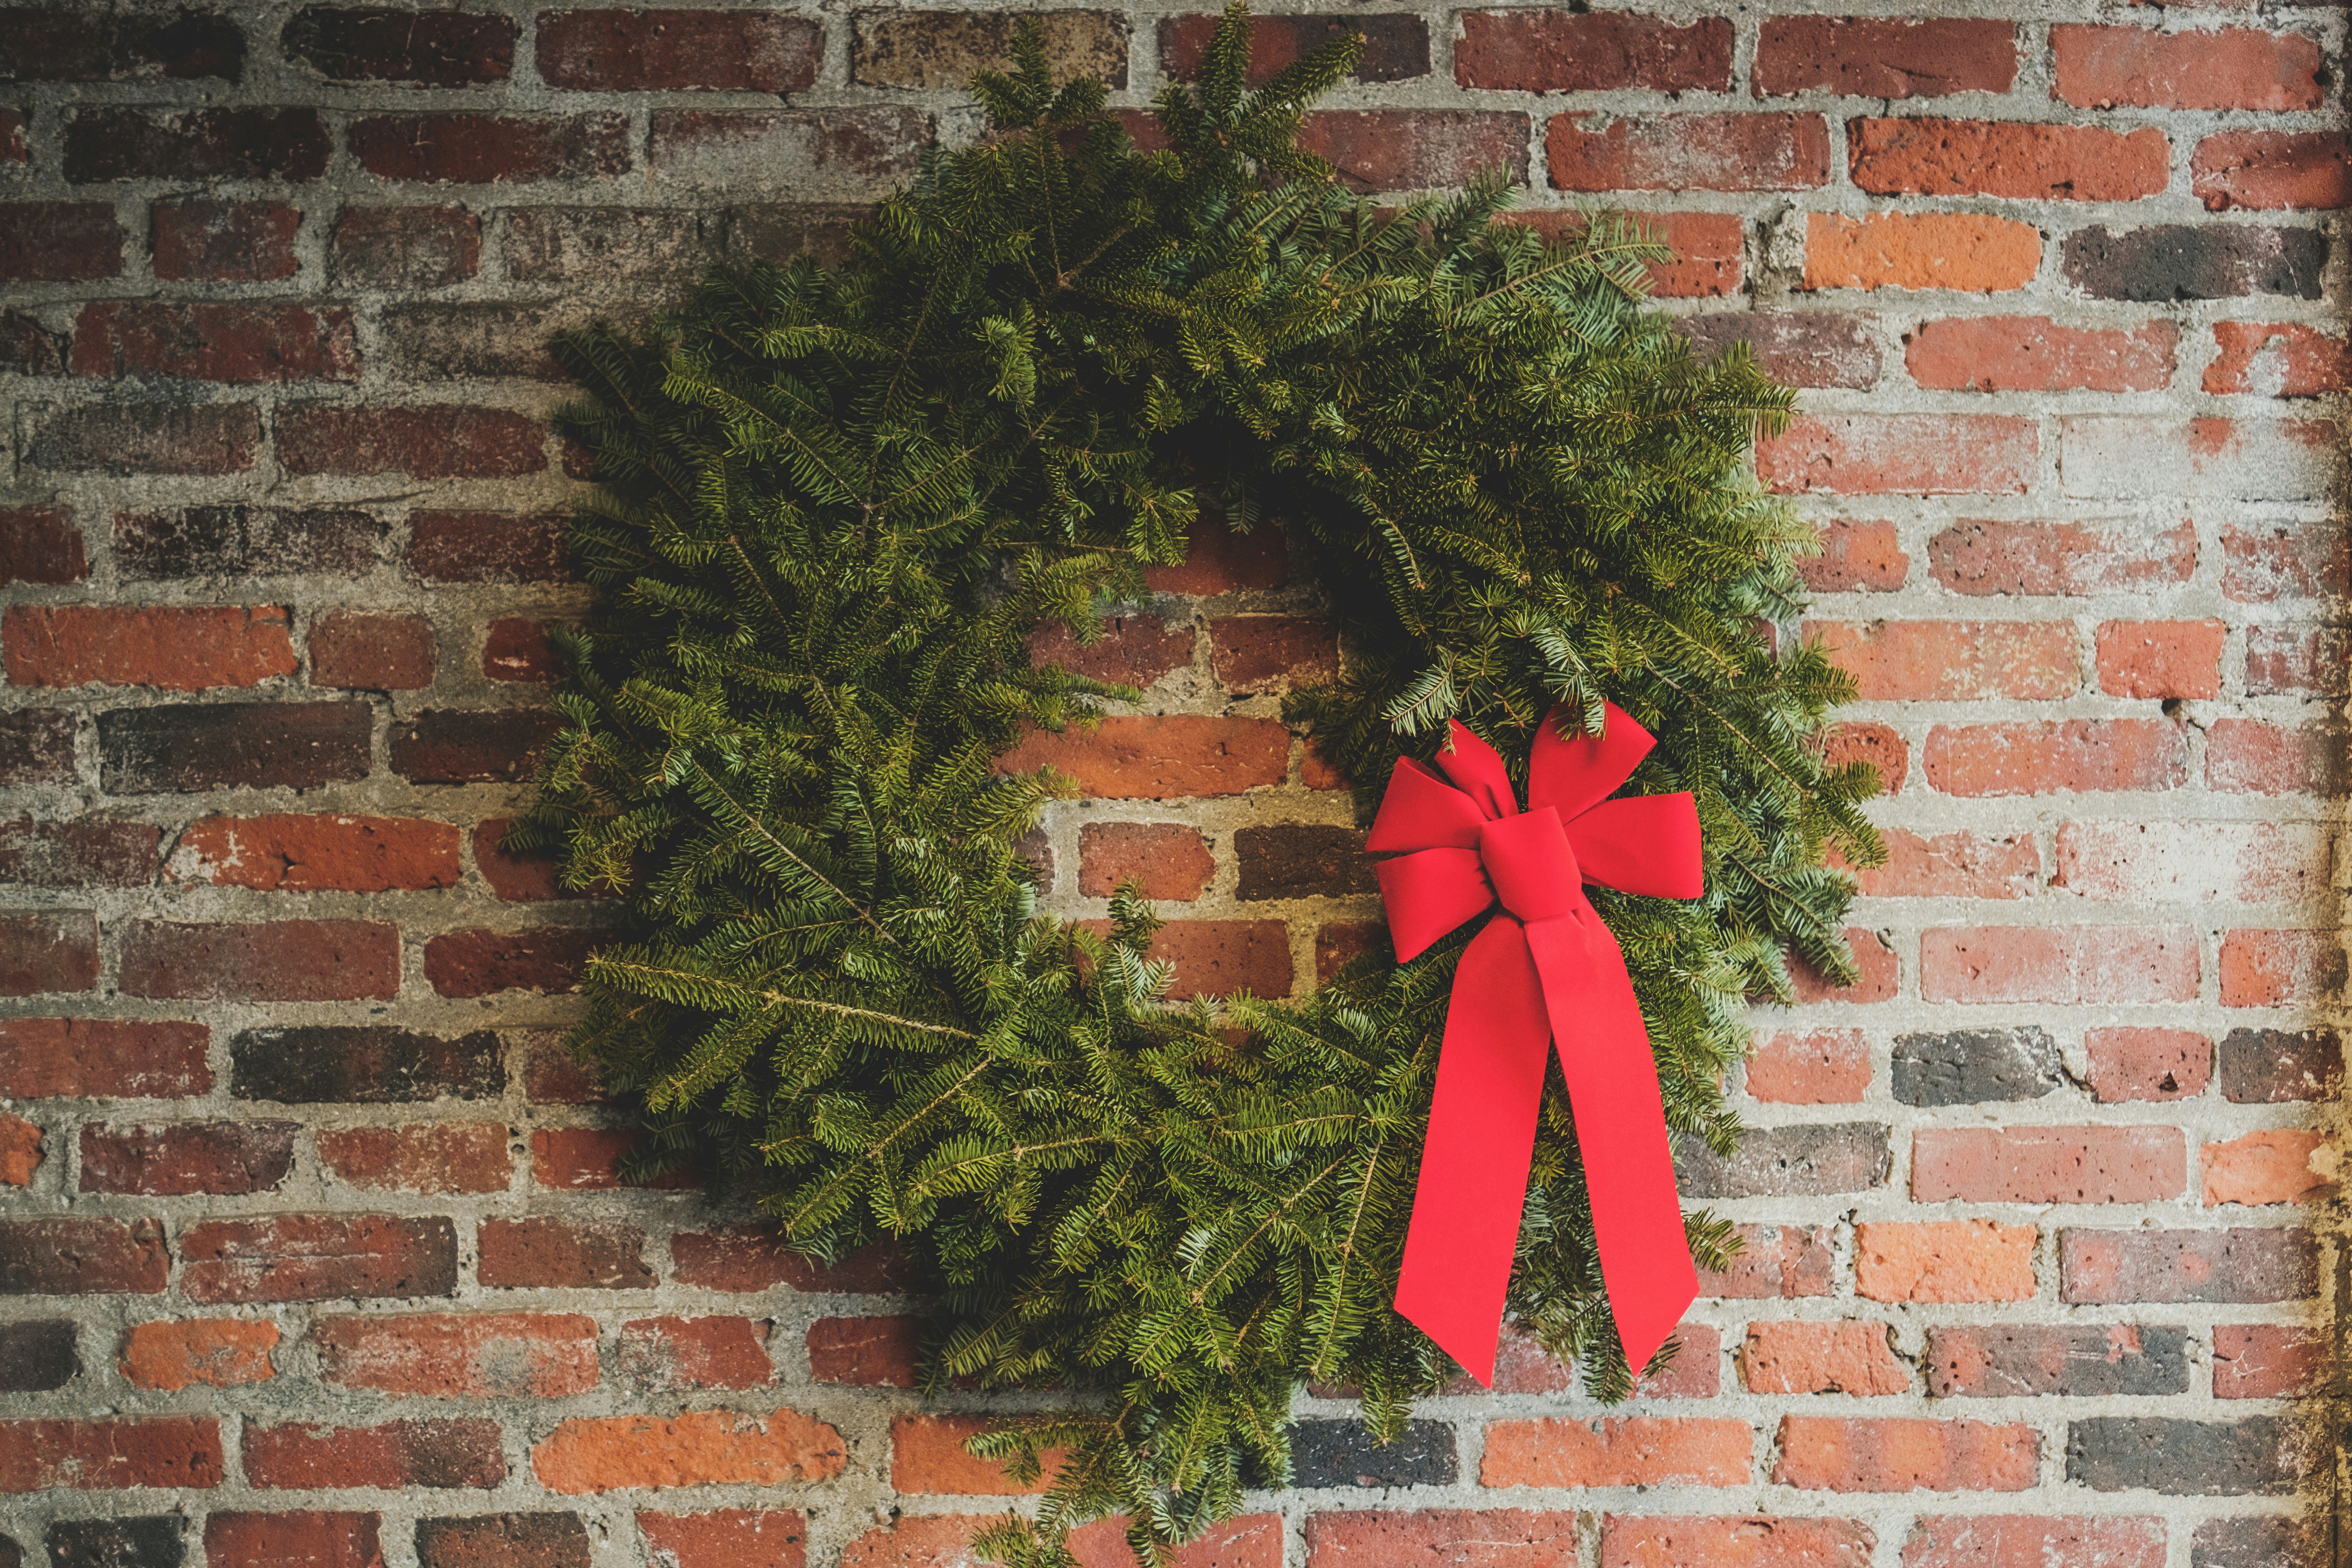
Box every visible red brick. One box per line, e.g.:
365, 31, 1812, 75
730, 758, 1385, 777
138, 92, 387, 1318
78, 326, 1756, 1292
480, 1216, 654, 1288
1907, 316, 2173, 393
1924, 720, 2185, 796
318, 1123, 510, 1195
1822, 722, 1907, 794
1162, 13, 1427, 86
534, 1409, 847, 1493
1847, 829, 2038, 900
1000, 715, 1287, 798
1924, 924, 2196, 1004
80, 1120, 294, 1196
0, 109, 19, 165
2095, 618, 2224, 698
333, 205, 481, 288
1740, 1321, 1908, 1396
25, 402, 262, 475
315, 1311, 598, 1397
540, 10, 819, 91
1796, 519, 1905, 593
484, 617, 558, 683
1774, 1416, 2034, 1493
2213, 1324, 2329, 1399
172, 813, 457, 892
1804, 212, 2041, 293
1211, 615, 1337, 691
1805, 620, 2075, 701
1601, 1516, 1873, 1568
71, 301, 357, 383
152, 198, 301, 282
620, 1316, 774, 1391
1455, 13, 1729, 92
808, 1314, 922, 1387
0, 909, 98, 995
2193, 131, 2352, 211
206, 1513, 382, 1568
120, 1317, 277, 1390
409, 509, 571, 581
0, 1417, 224, 1490
280, 405, 545, 478
1760, 415, 2035, 495
64, 106, 330, 182
671, 1228, 912, 1293
2062, 1227, 2316, 1305
2056, 24, 2322, 110
1143, 514, 1286, 595
2221, 929, 2344, 1006
1300, 110, 1527, 194
523, 1033, 609, 1104
1850, 119, 2167, 201
1695, 1224, 1834, 1300
309, 610, 436, 690
0, 816, 157, 888
1307, 1510, 1580, 1568
2085, 1027, 2211, 1103
119, 918, 398, 1002
891, 1412, 1060, 1495
1073, 1515, 1281, 1568
1930, 516, 2195, 597
425, 925, 598, 996
351, 111, 629, 183
0, 203, 125, 281
1027, 616, 1190, 688
1855, 1220, 2037, 1303
0, 1111, 38, 1184
639, 1511, 808, 1568
6, 604, 295, 691
532, 1126, 693, 1190
1548, 113, 1828, 193
1076, 918, 1293, 1000
2203, 1128, 2331, 1206
183, 1214, 457, 1303
835, 1515, 998, 1568
246, 1417, 505, 1490
0, 505, 86, 587
1755, 17, 2016, 98
1912, 1126, 2186, 1204
1745, 1029, 1867, 1104
1901, 1516, 2164, 1568
1499, 209, 1746, 298
1078, 822, 1213, 901
649, 108, 931, 191
1481, 1418, 1750, 1488
283, 6, 515, 84
2206, 323, 2352, 398
0, 1216, 168, 1294
1789, 926, 1897, 1004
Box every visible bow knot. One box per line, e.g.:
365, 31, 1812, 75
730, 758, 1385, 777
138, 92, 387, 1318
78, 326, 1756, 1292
1368, 703, 1703, 1384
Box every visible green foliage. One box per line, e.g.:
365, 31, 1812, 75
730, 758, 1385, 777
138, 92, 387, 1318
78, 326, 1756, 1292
515, 8, 1877, 1563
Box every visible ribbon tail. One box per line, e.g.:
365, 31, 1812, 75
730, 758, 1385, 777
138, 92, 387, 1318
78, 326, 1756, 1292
1522, 912, 1699, 1377
1393, 916, 1551, 1387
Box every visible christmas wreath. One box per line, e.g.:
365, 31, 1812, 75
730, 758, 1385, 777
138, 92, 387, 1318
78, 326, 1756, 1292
513, 9, 1877, 1561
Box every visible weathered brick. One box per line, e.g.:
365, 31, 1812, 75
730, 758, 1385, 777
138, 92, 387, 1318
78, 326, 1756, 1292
119, 919, 399, 1001
282, 6, 515, 84
314, 1311, 598, 1397
1755, 17, 2015, 98
1805, 620, 2075, 701
1233, 825, 1373, 901
0, 1110, 38, 1185
0, 817, 156, 888
81, 1120, 296, 1195
415, 1514, 588, 1568
1291, 1420, 1458, 1488
0, 909, 97, 995
0, 1217, 167, 1294
0, 1419, 222, 1491
233, 1025, 500, 1104
1075, 918, 1293, 999
1775, 1417, 2034, 1493
1903, 1517, 2164, 1568
807, 1315, 922, 1387
2190, 1517, 2326, 1568
1924, 719, 2185, 796
393, 708, 562, 783
24, 402, 261, 475
1822, 723, 1906, 795
65, 108, 329, 182
2193, 131, 2352, 212
479, 1216, 653, 1288
2246, 625, 2350, 696
1847, 828, 2038, 900
1759, 415, 2035, 495
6, 605, 295, 691
1744, 1029, 1868, 1104
637, 1511, 808, 1568
1300, 110, 1528, 194
1164, 12, 1426, 85
541, 10, 819, 91
45, 1519, 187, 1568
1851, 119, 2166, 201
152, 198, 300, 282
1600, 1517, 1872, 1568
2067, 417, 2341, 502
619, 1316, 773, 1392
649, 109, 933, 193
2055, 24, 2322, 110
1548, 113, 1828, 193
1907, 316, 2173, 393
2223, 521, 2346, 605
425, 925, 597, 997
503, 206, 723, 282
1923, 924, 2195, 1004
1000, 716, 1288, 798
2085, 1027, 2211, 1103
2055, 820, 2323, 904
670, 1227, 912, 1293
1788, 927, 1898, 1003
1210, 615, 1337, 691
1927, 1324, 2187, 1398
2206, 323, 2351, 399
4, 7, 245, 81
889, 1412, 1058, 1495
0, 306, 58, 372
409, 510, 571, 582
181, 1214, 458, 1303
333, 205, 481, 287
1077, 822, 1213, 901
1028, 616, 1191, 688
0, 203, 125, 280
2068, 1416, 2302, 1495
1679, 313, 1879, 391
2221, 928, 2344, 1007
310, 610, 436, 690
1454, 13, 1728, 92
204, 1515, 379, 1568
1892, 1026, 2058, 1105
1795, 519, 1905, 593
280, 405, 545, 478
2203, 1128, 2331, 1206
1913, 1125, 2186, 1204
1481, 1418, 1751, 1488
318, 1123, 510, 1195
0, 1319, 80, 1392
350, 112, 629, 183
1929, 516, 2194, 597
71, 301, 357, 382
2218, 1027, 2341, 1103
1673, 1123, 1889, 1199
2062, 224, 2325, 302
173, 813, 457, 892
116, 505, 387, 579
853, 10, 1122, 88
534, 1410, 847, 1493
2212, 1324, 2328, 1400
0, 505, 84, 587
247, 1417, 505, 1490
1739, 1321, 1908, 1396
385, 301, 606, 381
2061, 1227, 2315, 1304
1854, 1220, 2036, 1304
1309, 1511, 1580, 1568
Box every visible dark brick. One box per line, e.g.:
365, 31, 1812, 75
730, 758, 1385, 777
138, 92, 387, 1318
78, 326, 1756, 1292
45, 1518, 183, 1568
2064, 225, 2326, 303
1754, 16, 2016, 99
0, 107, 19, 164
0, 1319, 79, 1391
649, 108, 932, 191
415, 1515, 589, 1568
1680, 313, 1880, 391
424, 927, 598, 997
726, 204, 868, 268
854, 10, 1126, 89
1161, 12, 1428, 85
2067, 1417, 2301, 1496
70, 301, 358, 383
119, 919, 400, 1003
23, 402, 261, 475
98, 702, 371, 793
115, 505, 386, 580
0, 309, 63, 373
1891, 1026, 2060, 1105
1, 8, 243, 81
0, 505, 87, 586
0, 203, 125, 281
478, 1216, 653, 1289
1926, 1324, 2188, 1397
152, 199, 301, 283
181, 1214, 459, 1303
1233, 825, 1375, 901
234, 1025, 503, 1104
382, 300, 607, 380
348, 112, 631, 183
245, 1417, 505, 1491
392, 708, 561, 783
204, 1520, 379, 1568
80, 1121, 299, 1196
1455, 11, 1729, 92
1675, 1123, 1890, 1199
0, 818, 158, 887
332, 205, 481, 288
504, 205, 726, 281
2192, 1517, 2327, 1568
279, 405, 545, 478
0, 711, 75, 786
2062, 1228, 2317, 1304
1290, 1420, 1458, 1488
0, 910, 98, 995
538, 10, 820, 92
407, 511, 571, 582
0, 1217, 168, 1294
2218, 1028, 2342, 1103
282, 6, 516, 84
64, 108, 330, 182
1304, 109, 1529, 195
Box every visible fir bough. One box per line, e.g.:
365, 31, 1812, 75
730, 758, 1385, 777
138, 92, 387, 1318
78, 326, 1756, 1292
512, 9, 1879, 1562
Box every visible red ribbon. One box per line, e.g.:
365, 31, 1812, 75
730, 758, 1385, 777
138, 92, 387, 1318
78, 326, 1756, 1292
1369, 702, 1703, 1385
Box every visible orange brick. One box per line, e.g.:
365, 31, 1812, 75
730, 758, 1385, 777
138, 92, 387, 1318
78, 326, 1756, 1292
1924, 720, 2185, 797
1479, 1418, 1751, 1488
1804, 212, 2039, 293
2095, 619, 2224, 698
1773, 1416, 2035, 1492
533, 1410, 846, 1493
1740, 1322, 1909, 1396
1906, 316, 2173, 393
0, 1110, 35, 1185
890, 1413, 1059, 1495
1789, 926, 1898, 1004
638, 1511, 807, 1568
170, 813, 460, 892
2206, 323, 2352, 397
119, 1318, 278, 1390
1759, 415, 2036, 496
1849, 119, 2168, 201
1078, 822, 1214, 901
1805, 620, 2075, 701
2084, 1027, 2211, 1103
1797, 519, 1907, 593
1854, 1220, 2037, 1303
998, 716, 1289, 798
4, 604, 295, 690
620, 1316, 775, 1391
1821, 722, 1907, 794
2203, 1130, 2333, 1206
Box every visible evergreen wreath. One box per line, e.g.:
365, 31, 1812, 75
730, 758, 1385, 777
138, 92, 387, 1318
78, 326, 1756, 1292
513, 9, 1879, 1561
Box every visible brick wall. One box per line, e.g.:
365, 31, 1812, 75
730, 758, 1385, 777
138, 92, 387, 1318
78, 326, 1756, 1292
0, 3, 2345, 1567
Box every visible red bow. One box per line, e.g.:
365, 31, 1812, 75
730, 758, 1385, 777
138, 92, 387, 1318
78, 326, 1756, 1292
1370, 702, 1703, 1384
